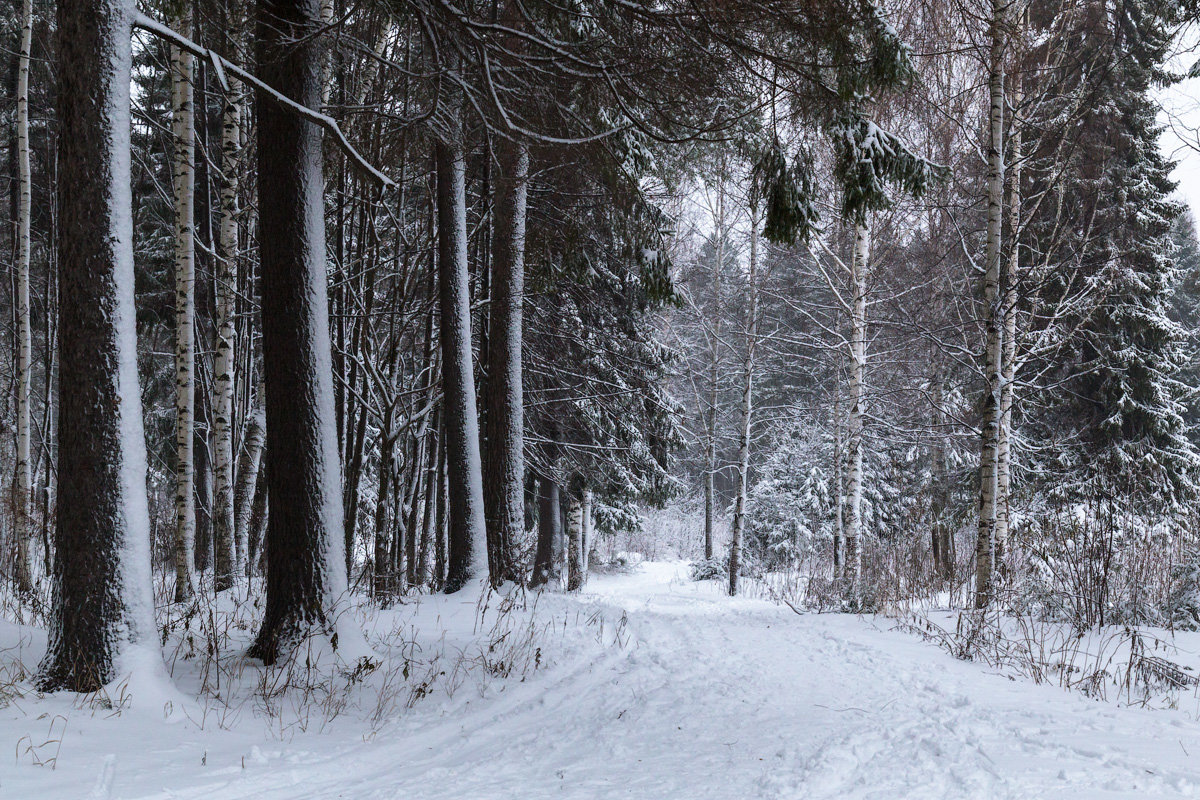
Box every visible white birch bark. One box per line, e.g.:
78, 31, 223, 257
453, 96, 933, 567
566, 491, 583, 592
728, 203, 759, 596
843, 222, 870, 590
14, 0, 34, 593
213, 10, 243, 585
171, 5, 197, 602
995, 73, 1022, 573
581, 488, 592, 577
976, 0, 1007, 609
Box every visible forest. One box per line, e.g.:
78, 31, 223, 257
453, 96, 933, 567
8, 0, 1200, 797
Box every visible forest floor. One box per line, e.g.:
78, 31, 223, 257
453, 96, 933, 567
5, 562, 1200, 798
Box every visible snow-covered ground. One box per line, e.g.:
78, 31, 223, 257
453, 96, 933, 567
6, 562, 1200, 798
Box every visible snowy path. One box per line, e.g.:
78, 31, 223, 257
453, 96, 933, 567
8, 562, 1200, 799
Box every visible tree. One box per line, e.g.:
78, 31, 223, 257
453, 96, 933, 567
169, 1, 198, 602
38, 0, 159, 692
249, 0, 353, 663
13, 0, 34, 594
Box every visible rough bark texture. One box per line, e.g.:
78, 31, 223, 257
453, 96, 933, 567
171, 4, 197, 601
437, 129, 488, 593
13, 0, 34, 593
39, 0, 158, 692
530, 475, 561, 589
250, 0, 349, 664
976, 0, 1006, 610
483, 137, 530, 586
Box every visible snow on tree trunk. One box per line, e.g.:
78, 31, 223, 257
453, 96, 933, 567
483, 137, 530, 587
213, 4, 244, 587
566, 490, 584, 592
39, 0, 159, 692
437, 125, 488, 593
843, 221, 870, 591
170, 3, 198, 602
249, 0, 358, 665
13, 0, 34, 594
975, 0, 1007, 610
728, 204, 760, 597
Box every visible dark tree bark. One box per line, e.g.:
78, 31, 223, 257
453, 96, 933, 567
249, 0, 349, 664
437, 131, 487, 593
529, 475, 561, 589
38, 0, 158, 692
483, 138, 529, 587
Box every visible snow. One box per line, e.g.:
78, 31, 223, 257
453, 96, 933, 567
8, 563, 1200, 798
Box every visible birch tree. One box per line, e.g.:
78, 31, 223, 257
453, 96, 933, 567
728, 203, 760, 597
212, 0, 244, 587
170, 1, 198, 602
975, 0, 1008, 610
13, 0, 34, 593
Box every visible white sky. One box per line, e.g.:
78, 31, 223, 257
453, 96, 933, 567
1161, 33, 1200, 223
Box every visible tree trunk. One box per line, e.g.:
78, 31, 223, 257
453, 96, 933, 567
566, 489, 584, 592
995, 74, 1022, 577
530, 474, 561, 589
171, 4, 197, 602
843, 221, 869, 591
39, 0, 158, 692
372, 434, 394, 598
975, 0, 1006, 610
930, 371, 953, 583
212, 2, 243, 584
833, 402, 844, 579
250, 0, 352, 664
247, 466, 268, 574
483, 137, 529, 586
581, 488, 592, 578
437, 127, 487, 593
13, 0, 34, 593
728, 204, 759, 597
234, 409, 265, 576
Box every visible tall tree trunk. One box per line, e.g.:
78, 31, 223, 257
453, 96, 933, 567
171, 4, 197, 602
844, 221, 870, 591
728, 204, 759, 597
483, 137, 529, 586
39, 0, 158, 692
13, 0, 34, 593
213, 1, 243, 584
250, 0, 352, 664
437, 124, 487, 593
976, 0, 1007, 610
995, 75, 1022, 577
704, 177, 726, 563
